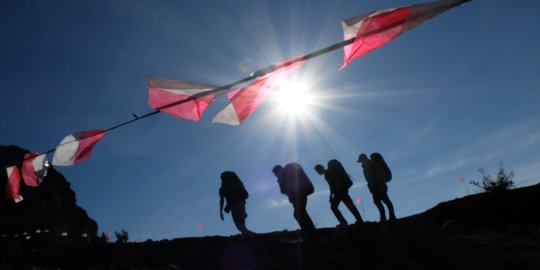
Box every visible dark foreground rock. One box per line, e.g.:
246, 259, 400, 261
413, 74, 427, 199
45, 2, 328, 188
0, 145, 98, 243
2, 183, 540, 269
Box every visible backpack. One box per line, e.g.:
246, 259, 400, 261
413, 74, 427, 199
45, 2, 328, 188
234, 181, 249, 200
284, 163, 314, 196
221, 172, 249, 201
370, 153, 392, 182
328, 159, 353, 189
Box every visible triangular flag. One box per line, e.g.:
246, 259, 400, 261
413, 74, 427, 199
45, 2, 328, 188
340, 0, 470, 69
213, 57, 305, 125
147, 76, 226, 121
52, 130, 106, 166
22, 152, 48, 187
4, 166, 23, 203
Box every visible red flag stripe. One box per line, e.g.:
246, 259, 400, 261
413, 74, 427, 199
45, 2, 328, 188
4, 166, 23, 203
147, 76, 224, 121
213, 56, 305, 125
22, 152, 47, 187
340, 0, 469, 69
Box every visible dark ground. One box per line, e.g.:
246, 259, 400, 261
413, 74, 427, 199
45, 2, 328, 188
1, 183, 540, 269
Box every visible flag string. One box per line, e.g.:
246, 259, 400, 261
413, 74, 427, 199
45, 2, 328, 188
9, 37, 357, 167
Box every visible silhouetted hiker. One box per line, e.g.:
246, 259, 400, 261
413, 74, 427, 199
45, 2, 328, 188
357, 153, 397, 223
315, 160, 364, 227
219, 171, 255, 235
272, 163, 317, 242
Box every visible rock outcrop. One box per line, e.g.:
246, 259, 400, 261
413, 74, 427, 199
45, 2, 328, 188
0, 145, 98, 243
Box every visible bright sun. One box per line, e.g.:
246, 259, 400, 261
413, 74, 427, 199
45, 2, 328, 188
274, 81, 314, 116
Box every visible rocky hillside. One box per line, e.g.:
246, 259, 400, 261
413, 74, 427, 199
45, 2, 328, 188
0, 145, 98, 244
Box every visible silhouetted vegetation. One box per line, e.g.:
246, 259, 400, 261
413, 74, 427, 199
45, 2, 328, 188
470, 162, 515, 193
97, 232, 109, 244
115, 230, 129, 243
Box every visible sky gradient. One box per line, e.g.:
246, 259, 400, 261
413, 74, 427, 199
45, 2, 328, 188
2, 0, 540, 241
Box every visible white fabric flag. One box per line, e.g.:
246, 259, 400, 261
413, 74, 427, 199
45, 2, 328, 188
52, 130, 105, 166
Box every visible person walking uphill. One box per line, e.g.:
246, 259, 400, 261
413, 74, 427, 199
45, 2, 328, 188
219, 171, 255, 235
357, 153, 397, 223
315, 160, 364, 227
272, 163, 317, 242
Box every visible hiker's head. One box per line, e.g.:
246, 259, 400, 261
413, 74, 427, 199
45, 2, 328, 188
272, 165, 283, 178
314, 164, 325, 175
357, 153, 369, 164
221, 171, 239, 183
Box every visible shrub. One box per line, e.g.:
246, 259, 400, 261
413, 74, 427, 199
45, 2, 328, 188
115, 229, 129, 243
470, 162, 515, 193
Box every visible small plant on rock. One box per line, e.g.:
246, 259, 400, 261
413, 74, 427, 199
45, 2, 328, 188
115, 229, 129, 243
470, 162, 515, 193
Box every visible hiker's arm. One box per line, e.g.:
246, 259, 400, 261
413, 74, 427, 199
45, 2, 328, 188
278, 177, 287, 195
219, 195, 225, 220
329, 184, 335, 202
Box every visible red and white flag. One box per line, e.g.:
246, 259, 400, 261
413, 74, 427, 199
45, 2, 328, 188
340, 0, 470, 69
52, 130, 106, 166
148, 76, 225, 121
213, 57, 305, 125
4, 166, 23, 203
22, 152, 47, 187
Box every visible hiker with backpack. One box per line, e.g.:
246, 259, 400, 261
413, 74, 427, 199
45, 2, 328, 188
357, 153, 397, 223
315, 160, 364, 227
272, 163, 317, 241
219, 171, 255, 235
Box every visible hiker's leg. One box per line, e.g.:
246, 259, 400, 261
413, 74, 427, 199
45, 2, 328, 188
231, 202, 254, 235
372, 195, 386, 222
342, 194, 363, 223
331, 196, 348, 225
293, 196, 316, 238
381, 193, 397, 221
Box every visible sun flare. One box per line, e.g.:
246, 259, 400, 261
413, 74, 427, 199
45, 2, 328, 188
274, 81, 314, 117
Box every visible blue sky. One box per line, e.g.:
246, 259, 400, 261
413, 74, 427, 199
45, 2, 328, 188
1, 0, 540, 241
